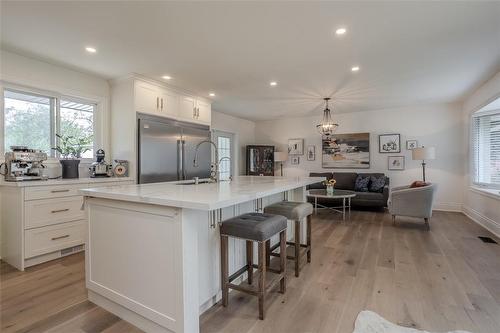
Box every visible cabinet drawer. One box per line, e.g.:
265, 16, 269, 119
25, 184, 86, 200
25, 196, 85, 229
25, 220, 86, 259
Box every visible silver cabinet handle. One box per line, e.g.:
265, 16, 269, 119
51, 235, 70, 241
51, 208, 70, 213
156, 97, 159, 110
161, 98, 164, 111
197, 107, 200, 118
193, 107, 196, 118
51, 189, 69, 193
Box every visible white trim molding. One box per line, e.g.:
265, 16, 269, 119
433, 202, 463, 212
463, 205, 500, 238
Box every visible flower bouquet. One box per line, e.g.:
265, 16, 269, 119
324, 179, 336, 195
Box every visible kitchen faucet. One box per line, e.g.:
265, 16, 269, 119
218, 156, 232, 181
193, 139, 219, 182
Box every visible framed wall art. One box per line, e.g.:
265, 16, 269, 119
291, 156, 300, 165
379, 134, 401, 153
288, 138, 304, 155
388, 156, 405, 170
406, 140, 418, 150
322, 133, 370, 168
307, 145, 315, 161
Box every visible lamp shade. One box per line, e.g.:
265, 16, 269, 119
274, 151, 288, 162
412, 146, 436, 160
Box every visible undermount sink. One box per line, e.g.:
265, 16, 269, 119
176, 180, 213, 185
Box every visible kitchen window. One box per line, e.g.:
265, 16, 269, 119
3, 88, 97, 159
471, 109, 500, 189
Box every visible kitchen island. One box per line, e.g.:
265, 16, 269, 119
81, 176, 323, 333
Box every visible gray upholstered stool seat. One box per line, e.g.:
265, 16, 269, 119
220, 212, 287, 320
220, 212, 287, 241
264, 201, 313, 221
264, 201, 313, 277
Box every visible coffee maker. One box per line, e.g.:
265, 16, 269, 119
0, 146, 49, 181
89, 149, 112, 177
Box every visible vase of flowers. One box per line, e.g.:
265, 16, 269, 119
52, 134, 91, 179
324, 179, 336, 195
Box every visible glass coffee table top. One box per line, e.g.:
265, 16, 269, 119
307, 189, 356, 198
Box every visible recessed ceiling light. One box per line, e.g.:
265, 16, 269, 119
209, 92, 216, 97
85, 46, 97, 53
162, 75, 172, 80
335, 28, 347, 35
269, 81, 278, 86
351, 66, 360, 72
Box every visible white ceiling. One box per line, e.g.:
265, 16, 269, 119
1, 1, 499, 121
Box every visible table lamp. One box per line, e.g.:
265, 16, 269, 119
274, 151, 288, 176
412, 146, 435, 182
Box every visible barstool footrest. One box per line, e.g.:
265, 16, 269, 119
227, 271, 285, 296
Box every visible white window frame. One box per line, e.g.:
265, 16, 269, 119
212, 130, 235, 180
470, 108, 500, 191
1, 82, 104, 163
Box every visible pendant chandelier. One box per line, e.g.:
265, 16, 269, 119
316, 97, 338, 137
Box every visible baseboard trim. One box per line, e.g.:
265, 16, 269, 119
462, 205, 500, 238
433, 202, 462, 212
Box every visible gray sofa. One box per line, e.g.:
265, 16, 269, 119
307, 172, 390, 210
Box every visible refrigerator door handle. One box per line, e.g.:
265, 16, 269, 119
182, 140, 187, 180
177, 140, 182, 180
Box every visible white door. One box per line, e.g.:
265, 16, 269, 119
196, 100, 211, 124
213, 130, 235, 181
178, 95, 197, 122
158, 89, 179, 118
135, 81, 160, 115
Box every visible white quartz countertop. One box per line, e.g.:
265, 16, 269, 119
0, 177, 134, 187
80, 176, 325, 210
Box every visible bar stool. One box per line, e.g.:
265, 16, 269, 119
264, 201, 313, 277
220, 212, 287, 320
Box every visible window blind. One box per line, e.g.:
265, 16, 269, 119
472, 110, 500, 187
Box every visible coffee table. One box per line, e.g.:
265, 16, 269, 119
306, 189, 356, 221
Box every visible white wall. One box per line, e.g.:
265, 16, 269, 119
462, 71, 500, 237
255, 103, 465, 211
211, 110, 256, 176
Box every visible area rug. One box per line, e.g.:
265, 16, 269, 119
353, 310, 473, 333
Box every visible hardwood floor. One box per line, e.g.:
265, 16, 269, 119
1, 211, 499, 333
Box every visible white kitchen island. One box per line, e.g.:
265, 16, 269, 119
81, 176, 323, 333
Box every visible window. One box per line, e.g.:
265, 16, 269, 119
3, 89, 96, 158
214, 131, 234, 181
472, 110, 500, 188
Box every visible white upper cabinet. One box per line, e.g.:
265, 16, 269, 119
134, 79, 210, 125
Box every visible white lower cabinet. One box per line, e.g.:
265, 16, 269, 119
25, 220, 86, 258
0, 179, 133, 271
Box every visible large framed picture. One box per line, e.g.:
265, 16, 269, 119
322, 133, 370, 168
388, 156, 405, 170
288, 138, 304, 155
379, 134, 401, 153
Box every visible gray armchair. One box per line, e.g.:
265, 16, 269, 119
388, 183, 437, 230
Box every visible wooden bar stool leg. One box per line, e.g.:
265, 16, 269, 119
294, 220, 301, 277
246, 240, 253, 285
221, 235, 229, 307
258, 241, 266, 320
307, 215, 312, 263
279, 230, 286, 293
265, 239, 271, 267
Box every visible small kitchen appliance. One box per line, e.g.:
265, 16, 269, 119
89, 149, 112, 178
113, 159, 129, 177
0, 146, 49, 181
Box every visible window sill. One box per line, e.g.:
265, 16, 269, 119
470, 186, 500, 201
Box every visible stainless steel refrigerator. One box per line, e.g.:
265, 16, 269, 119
137, 114, 211, 184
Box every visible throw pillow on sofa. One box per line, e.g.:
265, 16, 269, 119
354, 175, 370, 192
369, 176, 386, 193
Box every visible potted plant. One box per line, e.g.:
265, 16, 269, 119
52, 134, 91, 179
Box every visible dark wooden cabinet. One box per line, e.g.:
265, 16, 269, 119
246, 145, 275, 176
